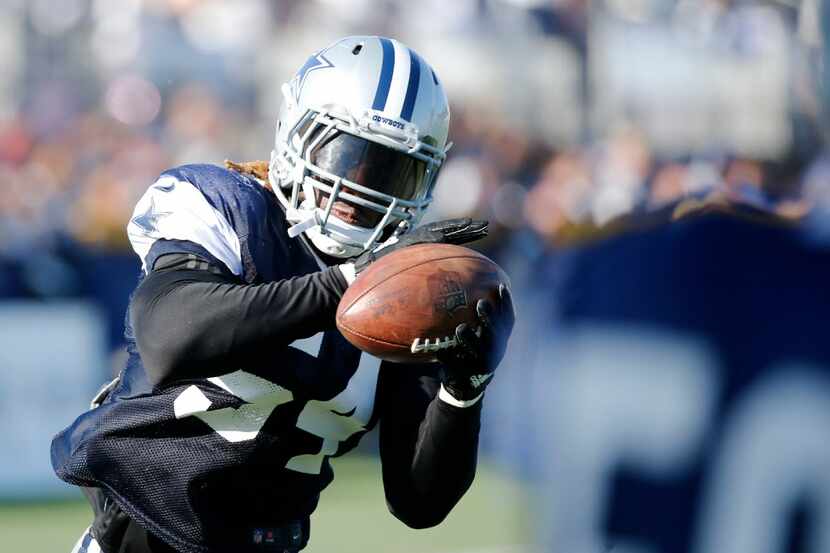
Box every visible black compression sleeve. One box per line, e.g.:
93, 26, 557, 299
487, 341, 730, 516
377, 365, 482, 529
130, 257, 348, 386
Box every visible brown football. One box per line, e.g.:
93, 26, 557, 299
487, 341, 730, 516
336, 243, 510, 363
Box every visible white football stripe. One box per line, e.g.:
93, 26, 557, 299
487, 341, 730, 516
384, 40, 411, 117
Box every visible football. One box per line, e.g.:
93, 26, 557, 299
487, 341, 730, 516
336, 243, 510, 363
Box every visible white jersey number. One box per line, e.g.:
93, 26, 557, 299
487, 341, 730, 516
171, 332, 381, 475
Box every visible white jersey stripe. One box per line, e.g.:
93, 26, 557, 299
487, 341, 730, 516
384, 40, 411, 116
87, 538, 102, 553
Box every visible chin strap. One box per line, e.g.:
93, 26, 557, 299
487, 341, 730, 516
286, 208, 319, 238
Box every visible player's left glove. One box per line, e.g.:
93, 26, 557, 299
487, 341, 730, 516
351, 218, 488, 274
437, 283, 515, 402
339, 218, 488, 285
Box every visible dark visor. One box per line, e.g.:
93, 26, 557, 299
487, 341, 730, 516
310, 132, 428, 202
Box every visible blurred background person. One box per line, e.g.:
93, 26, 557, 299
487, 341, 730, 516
515, 2, 830, 553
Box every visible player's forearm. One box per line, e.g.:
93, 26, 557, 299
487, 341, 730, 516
380, 397, 482, 528
130, 262, 347, 385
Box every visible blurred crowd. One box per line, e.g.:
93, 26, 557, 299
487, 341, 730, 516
1, 0, 828, 315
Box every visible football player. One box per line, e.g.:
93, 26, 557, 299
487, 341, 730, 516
52, 36, 514, 553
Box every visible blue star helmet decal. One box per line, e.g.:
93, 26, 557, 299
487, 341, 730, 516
291, 50, 335, 101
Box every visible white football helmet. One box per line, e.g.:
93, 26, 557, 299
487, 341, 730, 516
269, 36, 451, 258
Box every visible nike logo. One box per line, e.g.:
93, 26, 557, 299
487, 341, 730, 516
330, 406, 356, 417
469, 373, 492, 388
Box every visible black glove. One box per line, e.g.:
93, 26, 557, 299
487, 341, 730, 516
351, 218, 488, 274
438, 283, 515, 402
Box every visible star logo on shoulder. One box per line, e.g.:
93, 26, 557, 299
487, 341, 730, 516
131, 195, 172, 234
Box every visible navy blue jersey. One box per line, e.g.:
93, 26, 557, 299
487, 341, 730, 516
51, 165, 385, 552
532, 206, 830, 553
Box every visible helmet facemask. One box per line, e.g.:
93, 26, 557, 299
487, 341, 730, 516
271, 94, 448, 258
270, 36, 451, 258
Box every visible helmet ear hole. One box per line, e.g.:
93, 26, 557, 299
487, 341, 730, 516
352, 44, 363, 55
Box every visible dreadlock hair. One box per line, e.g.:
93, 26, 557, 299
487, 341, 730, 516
224, 159, 271, 190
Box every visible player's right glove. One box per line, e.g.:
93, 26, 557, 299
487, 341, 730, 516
437, 283, 515, 402
340, 218, 488, 283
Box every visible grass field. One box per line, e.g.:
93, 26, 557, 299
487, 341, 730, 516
1, 455, 532, 553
